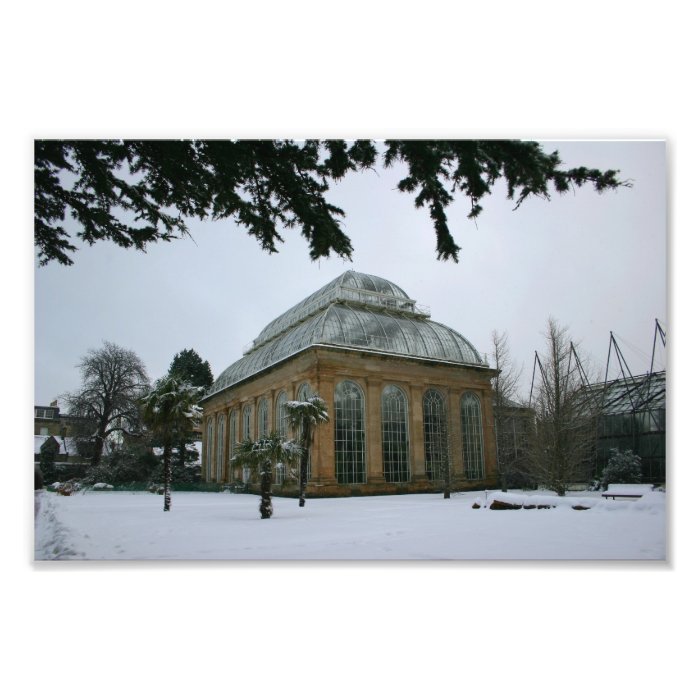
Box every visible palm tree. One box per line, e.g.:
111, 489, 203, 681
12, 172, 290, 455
142, 376, 203, 512
285, 395, 329, 507
231, 434, 301, 519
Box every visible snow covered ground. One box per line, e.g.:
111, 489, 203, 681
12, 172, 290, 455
34, 488, 666, 560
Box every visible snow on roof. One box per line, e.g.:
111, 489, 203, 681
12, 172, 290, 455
34, 435, 77, 455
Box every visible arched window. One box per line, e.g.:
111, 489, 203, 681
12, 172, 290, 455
257, 398, 269, 438
276, 391, 289, 439
241, 405, 253, 483
461, 392, 484, 479
423, 389, 447, 481
206, 417, 214, 481
297, 382, 312, 401
217, 414, 226, 482
335, 380, 366, 484
242, 405, 253, 441
381, 385, 410, 482
274, 391, 288, 485
296, 382, 312, 477
228, 409, 238, 461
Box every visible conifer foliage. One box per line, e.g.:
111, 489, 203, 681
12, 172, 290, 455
168, 348, 214, 391
34, 140, 628, 266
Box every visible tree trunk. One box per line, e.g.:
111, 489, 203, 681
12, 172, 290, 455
298, 422, 311, 507
91, 434, 104, 467
442, 421, 451, 499
260, 460, 273, 519
163, 439, 172, 512
299, 448, 308, 507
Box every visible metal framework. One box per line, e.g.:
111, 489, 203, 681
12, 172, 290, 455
592, 320, 666, 482
527, 320, 666, 483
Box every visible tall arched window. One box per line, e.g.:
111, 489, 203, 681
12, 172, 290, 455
257, 398, 269, 438
335, 380, 366, 484
241, 405, 253, 483
228, 409, 238, 461
276, 391, 288, 439
297, 382, 311, 401
423, 389, 447, 481
217, 414, 226, 482
206, 417, 214, 481
461, 392, 485, 479
274, 391, 289, 485
382, 385, 410, 482
296, 382, 312, 477
242, 405, 253, 441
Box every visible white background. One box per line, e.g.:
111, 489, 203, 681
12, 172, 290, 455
3, 2, 696, 698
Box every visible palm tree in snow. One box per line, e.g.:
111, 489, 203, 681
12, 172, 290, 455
231, 434, 301, 519
142, 375, 203, 512
285, 395, 329, 507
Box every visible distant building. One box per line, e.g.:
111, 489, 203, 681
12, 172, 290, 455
494, 397, 535, 486
201, 271, 498, 496
34, 401, 90, 480
34, 400, 86, 438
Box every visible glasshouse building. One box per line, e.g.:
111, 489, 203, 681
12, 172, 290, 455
591, 370, 666, 484
201, 271, 498, 496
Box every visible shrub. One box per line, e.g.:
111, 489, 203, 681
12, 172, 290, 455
601, 448, 642, 489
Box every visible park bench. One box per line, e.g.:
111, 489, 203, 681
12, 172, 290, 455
602, 483, 655, 500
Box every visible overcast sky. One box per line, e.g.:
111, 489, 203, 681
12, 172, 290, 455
34, 139, 666, 405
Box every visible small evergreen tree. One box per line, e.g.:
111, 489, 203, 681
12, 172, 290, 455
168, 348, 212, 474
38, 438, 59, 484
168, 349, 214, 391
601, 448, 642, 489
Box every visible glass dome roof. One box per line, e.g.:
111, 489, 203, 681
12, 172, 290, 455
207, 271, 485, 397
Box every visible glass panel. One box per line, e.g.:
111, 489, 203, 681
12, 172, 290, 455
335, 380, 366, 484
242, 405, 252, 441
228, 410, 238, 460
423, 389, 447, 481
257, 398, 269, 438
217, 415, 226, 481
206, 418, 214, 481
276, 391, 288, 439
382, 385, 410, 482
461, 392, 484, 479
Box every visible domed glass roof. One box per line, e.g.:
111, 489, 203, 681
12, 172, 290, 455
207, 271, 485, 397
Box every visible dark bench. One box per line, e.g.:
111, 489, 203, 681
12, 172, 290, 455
602, 484, 654, 500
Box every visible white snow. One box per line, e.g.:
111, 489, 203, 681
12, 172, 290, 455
34, 488, 666, 560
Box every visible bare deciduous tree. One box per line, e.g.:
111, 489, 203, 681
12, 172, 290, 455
490, 330, 525, 491
527, 318, 597, 496
62, 342, 150, 466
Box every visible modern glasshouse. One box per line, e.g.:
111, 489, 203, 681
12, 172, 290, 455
200, 271, 498, 496
590, 370, 666, 484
